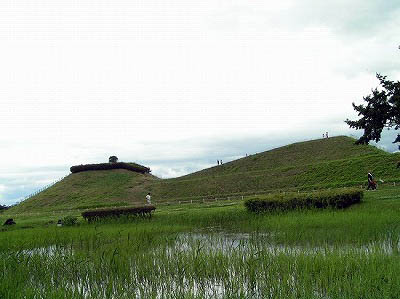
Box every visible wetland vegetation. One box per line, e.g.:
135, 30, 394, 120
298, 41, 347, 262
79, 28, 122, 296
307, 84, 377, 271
2, 137, 400, 298
2, 185, 400, 298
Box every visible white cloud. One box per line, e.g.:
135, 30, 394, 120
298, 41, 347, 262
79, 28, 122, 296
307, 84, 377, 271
0, 0, 399, 204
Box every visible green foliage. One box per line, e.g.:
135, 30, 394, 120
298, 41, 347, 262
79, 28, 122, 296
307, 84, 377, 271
109, 155, 118, 163
61, 216, 78, 226
70, 162, 150, 174
346, 73, 400, 147
244, 188, 363, 213
81, 206, 156, 222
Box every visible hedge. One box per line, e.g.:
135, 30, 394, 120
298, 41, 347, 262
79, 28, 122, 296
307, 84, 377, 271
70, 162, 150, 174
82, 206, 156, 222
244, 188, 363, 213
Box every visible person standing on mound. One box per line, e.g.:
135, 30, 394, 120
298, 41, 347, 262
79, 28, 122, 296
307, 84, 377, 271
367, 172, 376, 190
146, 193, 152, 205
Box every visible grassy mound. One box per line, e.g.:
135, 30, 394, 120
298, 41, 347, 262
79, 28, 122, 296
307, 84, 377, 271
179, 136, 385, 178
10, 136, 400, 213
151, 136, 399, 200
13, 169, 159, 212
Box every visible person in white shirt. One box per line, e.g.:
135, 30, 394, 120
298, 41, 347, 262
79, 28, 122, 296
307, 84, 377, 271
146, 193, 152, 205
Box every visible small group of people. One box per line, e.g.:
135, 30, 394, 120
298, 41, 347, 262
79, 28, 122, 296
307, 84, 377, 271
322, 132, 329, 138
217, 160, 223, 165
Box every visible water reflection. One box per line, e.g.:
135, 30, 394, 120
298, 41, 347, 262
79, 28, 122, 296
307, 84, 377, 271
174, 232, 400, 256
8, 231, 400, 298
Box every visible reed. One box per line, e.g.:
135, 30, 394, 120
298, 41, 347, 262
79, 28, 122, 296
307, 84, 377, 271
1, 186, 400, 298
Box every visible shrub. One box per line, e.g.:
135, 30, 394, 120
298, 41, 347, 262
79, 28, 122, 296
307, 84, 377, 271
70, 162, 150, 174
82, 206, 156, 222
244, 188, 363, 213
61, 216, 78, 226
3, 218, 16, 226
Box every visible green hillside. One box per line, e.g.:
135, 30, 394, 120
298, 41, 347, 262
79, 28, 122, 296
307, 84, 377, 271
179, 136, 385, 178
14, 169, 159, 212
152, 136, 399, 200
12, 136, 400, 213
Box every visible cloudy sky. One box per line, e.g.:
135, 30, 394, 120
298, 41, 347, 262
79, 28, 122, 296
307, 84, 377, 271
1, 0, 399, 205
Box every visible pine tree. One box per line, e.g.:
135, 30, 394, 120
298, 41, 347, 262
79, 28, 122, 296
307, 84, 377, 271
345, 74, 400, 148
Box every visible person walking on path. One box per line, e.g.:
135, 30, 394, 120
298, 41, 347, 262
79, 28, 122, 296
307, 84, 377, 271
146, 193, 152, 205
367, 172, 377, 190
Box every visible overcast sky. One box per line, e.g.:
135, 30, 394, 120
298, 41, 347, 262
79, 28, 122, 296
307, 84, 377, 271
1, 0, 399, 206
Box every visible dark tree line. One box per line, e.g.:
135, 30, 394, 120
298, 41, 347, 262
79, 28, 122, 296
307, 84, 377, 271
346, 73, 400, 148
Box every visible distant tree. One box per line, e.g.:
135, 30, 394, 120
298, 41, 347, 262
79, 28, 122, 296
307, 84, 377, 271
109, 156, 118, 163
0, 205, 8, 211
345, 73, 400, 148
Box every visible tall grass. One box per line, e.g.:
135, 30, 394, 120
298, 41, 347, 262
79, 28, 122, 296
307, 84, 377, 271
1, 231, 400, 298
1, 187, 400, 298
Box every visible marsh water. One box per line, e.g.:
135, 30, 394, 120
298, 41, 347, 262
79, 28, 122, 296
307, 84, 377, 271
174, 231, 400, 255
12, 231, 400, 298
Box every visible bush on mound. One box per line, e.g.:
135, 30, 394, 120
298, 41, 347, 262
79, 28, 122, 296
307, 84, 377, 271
82, 206, 156, 222
70, 162, 150, 174
244, 188, 363, 213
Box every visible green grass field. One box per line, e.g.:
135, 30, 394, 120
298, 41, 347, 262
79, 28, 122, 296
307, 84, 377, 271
1, 186, 400, 298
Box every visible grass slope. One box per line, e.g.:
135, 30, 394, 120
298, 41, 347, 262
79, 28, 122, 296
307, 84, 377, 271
14, 169, 159, 212
11, 136, 400, 212
180, 136, 385, 177
152, 136, 400, 200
